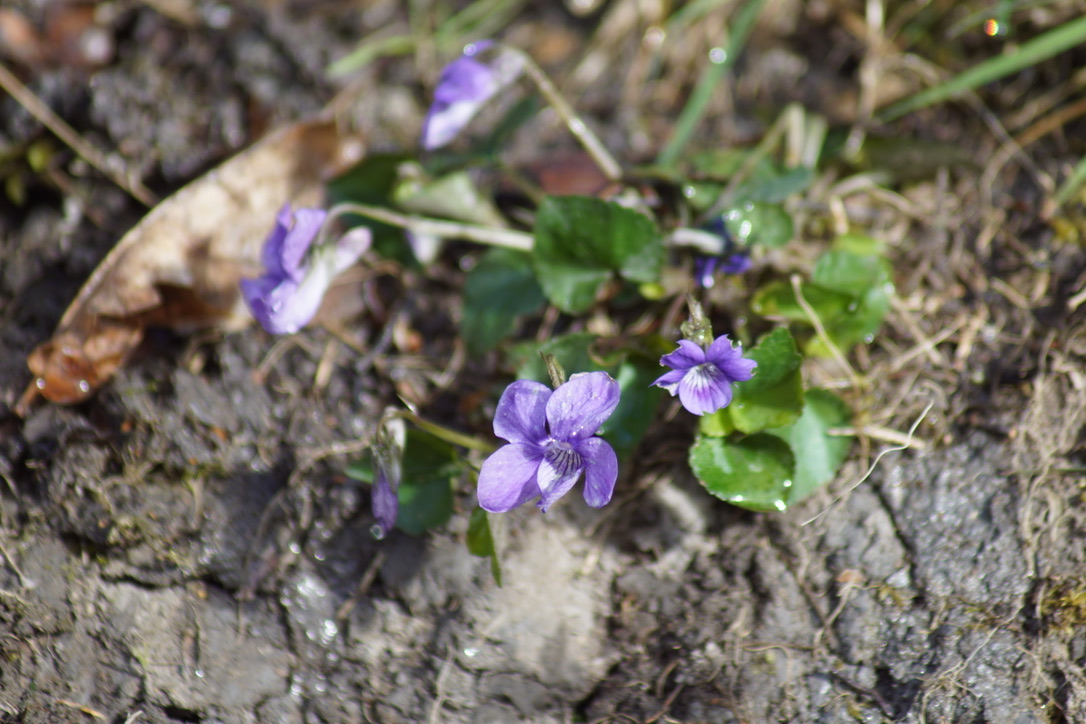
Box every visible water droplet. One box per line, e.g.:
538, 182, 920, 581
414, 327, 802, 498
77, 379, 90, 393
738, 220, 753, 239
463, 647, 479, 657
464, 42, 484, 56
288, 542, 301, 555
321, 619, 339, 645
708, 47, 727, 64
731, 494, 745, 502
846, 302, 858, 313
193, 668, 205, 678
682, 185, 696, 198
370, 524, 386, 540
782, 480, 793, 488
643, 26, 665, 47
774, 500, 787, 511
35, 377, 46, 390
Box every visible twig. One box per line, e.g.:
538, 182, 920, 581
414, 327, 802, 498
802, 400, 934, 527
0, 60, 158, 207
509, 46, 624, 181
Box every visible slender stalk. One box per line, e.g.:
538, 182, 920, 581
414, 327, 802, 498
388, 410, 496, 453
323, 202, 727, 256
505, 47, 624, 181
325, 202, 534, 251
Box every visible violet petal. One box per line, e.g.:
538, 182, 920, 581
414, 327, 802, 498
578, 437, 618, 508
658, 339, 706, 372
545, 371, 620, 442
677, 364, 733, 416
477, 443, 544, 513
492, 380, 551, 445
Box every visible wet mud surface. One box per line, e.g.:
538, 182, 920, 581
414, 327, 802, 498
2, 2, 1086, 722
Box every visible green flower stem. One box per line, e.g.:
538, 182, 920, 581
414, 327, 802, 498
326, 202, 728, 256
504, 46, 624, 182
326, 202, 534, 251
386, 409, 497, 453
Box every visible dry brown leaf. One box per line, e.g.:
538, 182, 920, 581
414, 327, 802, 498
16, 117, 365, 416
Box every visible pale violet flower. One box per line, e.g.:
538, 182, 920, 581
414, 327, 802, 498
478, 371, 620, 513
241, 204, 370, 334
421, 41, 524, 150
653, 336, 757, 416
370, 416, 406, 539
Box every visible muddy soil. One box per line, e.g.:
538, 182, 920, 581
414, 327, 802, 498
2, 2, 1086, 723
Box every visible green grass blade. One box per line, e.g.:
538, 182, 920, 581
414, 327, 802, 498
879, 15, 1086, 121
327, 34, 416, 78
656, 0, 768, 168
1054, 153, 1086, 207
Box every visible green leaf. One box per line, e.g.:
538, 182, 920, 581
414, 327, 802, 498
766, 389, 852, 505
396, 429, 459, 536
602, 356, 664, 461
532, 196, 664, 313
808, 250, 893, 355
327, 153, 413, 265
832, 232, 885, 256
689, 434, 796, 512
720, 201, 794, 248
467, 507, 502, 586
392, 168, 507, 228
738, 166, 814, 204
462, 249, 546, 355
752, 280, 855, 323
751, 249, 893, 357
812, 250, 891, 297
344, 459, 374, 483
721, 327, 804, 433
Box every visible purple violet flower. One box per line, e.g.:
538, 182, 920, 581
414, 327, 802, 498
694, 253, 752, 288
695, 217, 750, 288
653, 336, 757, 416
421, 41, 524, 150
370, 416, 406, 539
241, 204, 371, 334
478, 371, 620, 513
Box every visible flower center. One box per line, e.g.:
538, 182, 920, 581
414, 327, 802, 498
543, 439, 582, 478
688, 362, 725, 389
